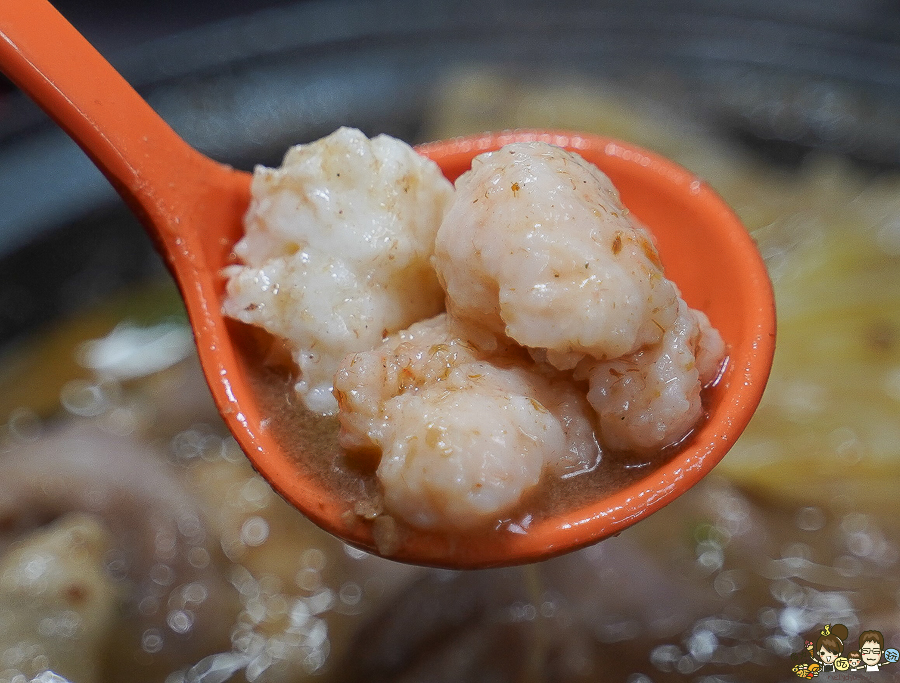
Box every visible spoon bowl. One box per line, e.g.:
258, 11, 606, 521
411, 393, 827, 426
0, 0, 775, 568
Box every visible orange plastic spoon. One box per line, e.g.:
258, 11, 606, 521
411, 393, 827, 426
0, 0, 774, 568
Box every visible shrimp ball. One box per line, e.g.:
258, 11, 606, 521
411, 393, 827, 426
377, 390, 553, 530
433, 141, 680, 368
223, 127, 453, 414
334, 315, 600, 529
577, 301, 725, 453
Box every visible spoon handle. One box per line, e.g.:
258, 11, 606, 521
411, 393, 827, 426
0, 0, 242, 249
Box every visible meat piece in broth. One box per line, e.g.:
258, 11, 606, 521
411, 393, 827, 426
434, 142, 724, 453
334, 314, 599, 530
223, 127, 454, 415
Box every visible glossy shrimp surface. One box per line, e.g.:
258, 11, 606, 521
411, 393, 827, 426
434, 142, 724, 453
433, 142, 681, 368
223, 128, 453, 414
334, 315, 599, 530
577, 300, 725, 453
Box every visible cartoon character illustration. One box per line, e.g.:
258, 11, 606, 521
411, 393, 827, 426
860, 630, 885, 671
813, 624, 849, 673
792, 624, 897, 677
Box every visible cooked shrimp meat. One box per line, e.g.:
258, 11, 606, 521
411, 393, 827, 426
334, 314, 599, 529
223, 132, 724, 531
223, 127, 453, 414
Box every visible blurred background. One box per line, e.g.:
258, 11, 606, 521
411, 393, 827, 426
2, 2, 900, 682
3, 0, 900, 345
3, 0, 900, 344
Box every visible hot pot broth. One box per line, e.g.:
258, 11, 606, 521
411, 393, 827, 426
2, 71, 900, 681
